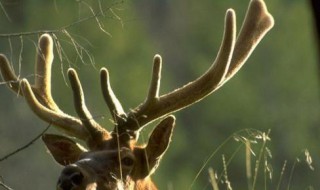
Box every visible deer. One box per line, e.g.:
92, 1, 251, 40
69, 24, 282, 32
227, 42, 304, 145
0, 0, 273, 189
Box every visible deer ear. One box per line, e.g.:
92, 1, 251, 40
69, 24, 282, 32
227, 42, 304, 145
42, 134, 86, 166
145, 116, 175, 173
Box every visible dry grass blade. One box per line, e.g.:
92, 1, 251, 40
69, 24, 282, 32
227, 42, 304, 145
189, 135, 234, 190
246, 140, 252, 190
252, 130, 271, 190
222, 155, 233, 190
287, 149, 315, 190
276, 160, 287, 190
208, 168, 219, 190
304, 149, 314, 171
189, 129, 266, 190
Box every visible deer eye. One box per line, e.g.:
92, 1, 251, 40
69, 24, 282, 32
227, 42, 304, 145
121, 156, 134, 167
70, 172, 84, 186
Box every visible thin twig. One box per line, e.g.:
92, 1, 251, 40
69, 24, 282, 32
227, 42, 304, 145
0, 180, 13, 190
0, 124, 51, 162
0, 1, 124, 38
0, 2, 12, 22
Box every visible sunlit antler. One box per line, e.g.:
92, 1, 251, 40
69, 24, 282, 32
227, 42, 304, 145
113, 0, 274, 132
0, 0, 274, 189
0, 0, 273, 144
0, 34, 110, 145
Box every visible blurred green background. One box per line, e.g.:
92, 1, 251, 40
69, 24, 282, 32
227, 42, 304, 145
0, 0, 319, 189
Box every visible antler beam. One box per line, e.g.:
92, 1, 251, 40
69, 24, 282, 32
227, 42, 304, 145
0, 0, 273, 144
120, 0, 274, 131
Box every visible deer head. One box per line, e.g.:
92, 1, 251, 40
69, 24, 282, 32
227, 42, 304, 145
0, 0, 273, 189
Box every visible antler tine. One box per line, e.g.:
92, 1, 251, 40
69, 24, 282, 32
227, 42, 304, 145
224, 0, 275, 83
0, 34, 89, 140
0, 55, 20, 93
123, 9, 236, 130
20, 79, 88, 139
0, 34, 59, 109
100, 68, 126, 125
33, 34, 59, 110
122, 0, 274, 131
131, 54, 162, 125
68, 68, 111, 143
145, 55, 161, 104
